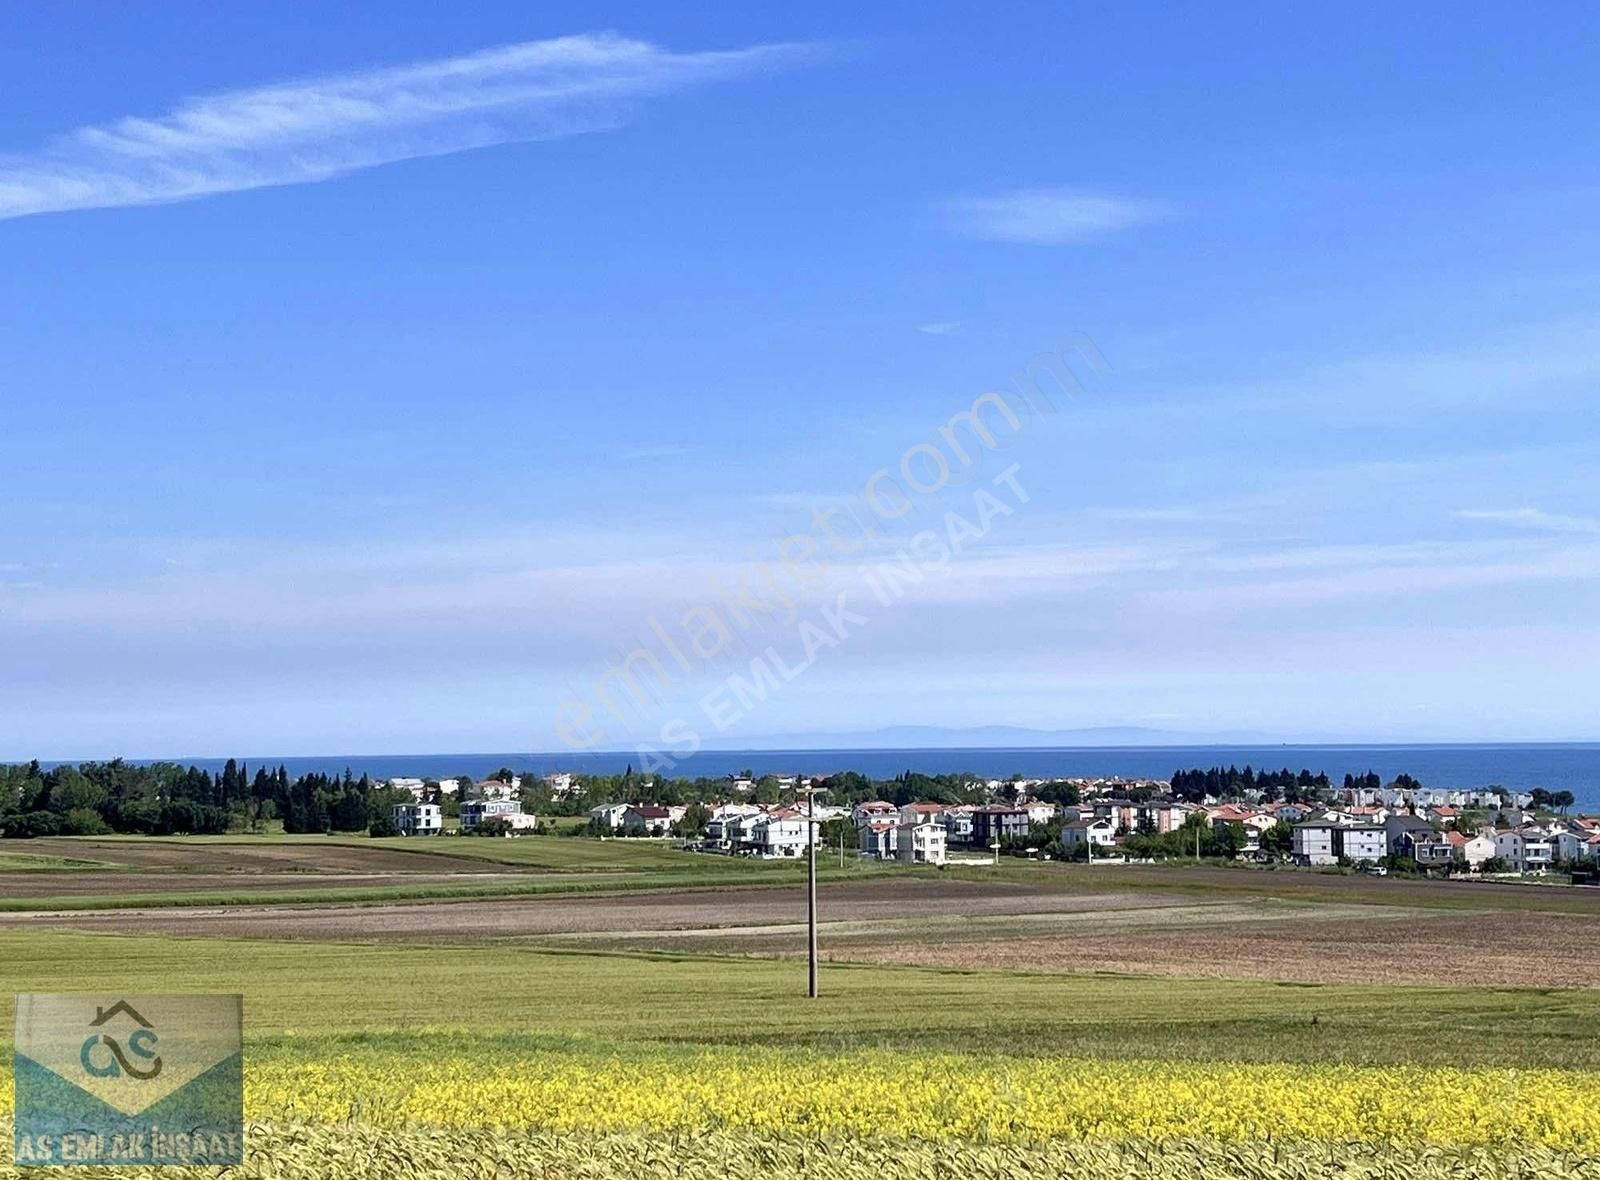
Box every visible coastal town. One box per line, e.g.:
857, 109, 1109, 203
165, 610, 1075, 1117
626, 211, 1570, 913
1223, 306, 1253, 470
385, 769, 1594, 879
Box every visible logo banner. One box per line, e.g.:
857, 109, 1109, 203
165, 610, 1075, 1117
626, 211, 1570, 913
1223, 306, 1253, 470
13, 994, 243, 1167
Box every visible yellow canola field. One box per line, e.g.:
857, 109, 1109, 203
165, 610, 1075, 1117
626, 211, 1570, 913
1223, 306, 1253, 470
3, 1049, 1596, 1148
238, 1051, 1598, 1148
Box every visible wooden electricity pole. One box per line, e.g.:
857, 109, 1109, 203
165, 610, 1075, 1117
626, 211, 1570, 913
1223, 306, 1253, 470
805, 784, 818, 998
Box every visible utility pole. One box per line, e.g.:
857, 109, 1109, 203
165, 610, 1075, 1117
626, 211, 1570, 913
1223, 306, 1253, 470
803, 783, 819, 998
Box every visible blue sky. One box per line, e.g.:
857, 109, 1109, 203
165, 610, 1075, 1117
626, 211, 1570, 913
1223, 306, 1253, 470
2, 2, 1598, 758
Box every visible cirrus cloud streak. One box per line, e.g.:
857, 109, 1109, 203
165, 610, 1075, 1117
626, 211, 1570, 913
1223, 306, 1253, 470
0, 32, 817, 221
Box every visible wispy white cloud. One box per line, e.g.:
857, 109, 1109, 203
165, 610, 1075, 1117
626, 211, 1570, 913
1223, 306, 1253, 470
1454, 508, 1600, 536
0, 32, 816, 221
917, 320, 962, 335
944, 186, 1172, 245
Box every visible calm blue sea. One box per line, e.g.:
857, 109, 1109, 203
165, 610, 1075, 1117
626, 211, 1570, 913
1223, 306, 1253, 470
112, 744, 1600, 810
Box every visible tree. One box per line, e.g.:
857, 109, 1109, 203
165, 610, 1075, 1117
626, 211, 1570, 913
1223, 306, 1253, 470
819, 817, 853, 853
1260, 821, 1293, 857
678, 802, 711, 837
61, 807, 111, 836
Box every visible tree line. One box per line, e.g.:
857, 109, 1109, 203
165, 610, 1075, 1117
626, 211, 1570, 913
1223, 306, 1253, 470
0, 758, 410, 838
1168, 766, 1331, 803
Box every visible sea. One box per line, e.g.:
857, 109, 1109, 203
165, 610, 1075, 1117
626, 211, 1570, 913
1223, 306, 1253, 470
102, 743, 1600, 811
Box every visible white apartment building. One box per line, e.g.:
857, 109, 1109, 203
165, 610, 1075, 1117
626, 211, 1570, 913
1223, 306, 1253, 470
1060, 818, 1116, 854
1496, 828, 1554, 872
1339, 825, 1388, 864
392, 802, 442, 836
896, 821, 947, 866
751, 812, 810, 858
1291, 822, 1340, 866
461, 798, 536, 832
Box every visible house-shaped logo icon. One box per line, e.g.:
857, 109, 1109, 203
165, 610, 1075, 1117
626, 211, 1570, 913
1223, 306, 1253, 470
80, 1000, 163, 1082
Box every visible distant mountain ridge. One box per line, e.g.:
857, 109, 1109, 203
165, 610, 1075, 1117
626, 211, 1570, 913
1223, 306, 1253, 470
708, 724, 1297, 751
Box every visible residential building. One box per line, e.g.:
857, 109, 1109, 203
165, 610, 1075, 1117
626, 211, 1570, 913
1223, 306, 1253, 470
971, 807, 1031, 848
1339, 824, 1388, 864
1024, 801, 1058, 826
1551, 831, 1592, 864
896, 821, 947, 866
1146, 799, 1197, 833
461, 799, 535, 832
1291, 821, 1340, 866
1493, 826, 1553, 873
717, 810, 769, 851
1060, 817, 1116, 855
392, 802, 442, 836
589, 803, 631, 831
705, 808, 763, 849
858, 821, 896, 860
388, 777, 427, 800
750, 811, 810, 858
1383, 814, 1436, 858
1208, 805, 1276, 854
1092, 798, 1140, 832
1268, 802, 1314, 824
1446, 830, 1497, 869
852, 801, 898, 828
940, 805, 976, 846
1402, 832, 1455, 868
622, 804, 686, 836
898, 802, 946, 828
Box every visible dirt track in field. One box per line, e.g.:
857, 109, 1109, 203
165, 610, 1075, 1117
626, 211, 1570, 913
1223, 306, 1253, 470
8, 838, 506, 874
0, 880, 1184, 938
0, 870, 547, 899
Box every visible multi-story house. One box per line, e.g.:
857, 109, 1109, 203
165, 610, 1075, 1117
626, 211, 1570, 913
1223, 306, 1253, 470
1291, 821, 1340, 866
1338, 824, 1388, 864
1550, 830, 1592, 864
588, 803, 631, 831
971, 807, 1031, 848
392, 802, 442, 836
621, 804, 686, 835
896, 821, 947, 866
898, 803, 946, 828
461, 798, 536, 832
1059, 818, 1116, 855
940, 805, 976, 847
750, 811, 810, 859
858, 821, 896, 860
852, 801, 898, 828
1495, 826, 1553, 872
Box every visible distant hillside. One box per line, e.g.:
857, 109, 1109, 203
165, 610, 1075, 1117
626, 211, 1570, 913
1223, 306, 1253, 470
708, 724, 1292, 751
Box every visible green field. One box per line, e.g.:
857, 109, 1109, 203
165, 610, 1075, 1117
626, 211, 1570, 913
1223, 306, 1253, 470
5, 837, 1600, 1177
1, 927, 1596, 1069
